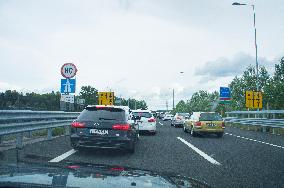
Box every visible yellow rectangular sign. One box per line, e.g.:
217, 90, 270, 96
253, 91, 262, 109
98, 92, 114, 105
245, 91, 254, 108
246, 91, 262, 109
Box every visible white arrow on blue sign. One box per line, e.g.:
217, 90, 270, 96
61, 79, 76, 93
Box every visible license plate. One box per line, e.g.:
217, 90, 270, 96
90, 129, 108, 135
207, 123, 216, 127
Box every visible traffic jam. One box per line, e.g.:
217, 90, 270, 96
70, 104, 225, 153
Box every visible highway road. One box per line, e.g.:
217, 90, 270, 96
1, 120, 284, 188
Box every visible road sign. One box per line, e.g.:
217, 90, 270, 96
98, 92, 114, 105
246, 91, 254, 108
253, 91, 262, 109
219, 87, 231, 103
77, 98, 85, 105
60, 79, 76, 93
246, 91, 262, 109
60, 94, 75, 103
61, 63, 77, 78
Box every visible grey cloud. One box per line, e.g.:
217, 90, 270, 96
195, 52, 276, 81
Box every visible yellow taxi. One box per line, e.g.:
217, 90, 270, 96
183, 112, 225, 137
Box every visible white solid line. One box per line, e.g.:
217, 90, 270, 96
177, 137, 221, 166
159, 122, 163, 125
49, 149, 77, 163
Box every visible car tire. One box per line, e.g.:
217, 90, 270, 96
217, 132, 224, 138
190, 127, 197, 137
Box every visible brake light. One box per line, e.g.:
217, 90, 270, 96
110, 167, 125, 171
112, 124, 130, 131
148, 118, 156, 122
71, 122, 86, 128
222, 122, 225, 128
195, 121, 202, 127
96, 106, 106, 109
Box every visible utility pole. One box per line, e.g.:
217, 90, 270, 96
172, 89, 175, 110
166, 100, 168, 111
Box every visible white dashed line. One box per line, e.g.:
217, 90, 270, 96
49, 149, 77, 163
225, 133, 284, 149
177, 137, 221, 166
159, 122, 163, 126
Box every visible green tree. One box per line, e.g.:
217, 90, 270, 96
79, 86, 98, 105
174, 100, 187, 113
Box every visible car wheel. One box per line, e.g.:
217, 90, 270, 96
217, 132, 224, 138
183, 126, 188, 133
190, 127, 197, 137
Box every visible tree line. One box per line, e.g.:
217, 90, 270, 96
0, 86, 147, 111
174, 57, 284, 115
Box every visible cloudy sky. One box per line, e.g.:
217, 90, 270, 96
0, 0, 283, 110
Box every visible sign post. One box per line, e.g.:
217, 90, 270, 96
60, 63, 77, 111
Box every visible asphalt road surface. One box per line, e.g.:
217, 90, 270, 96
1, 120, 284, 188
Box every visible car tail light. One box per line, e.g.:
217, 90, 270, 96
112, 124, 130, 131
66, 165, 80, 169
195, 121, 202, 127
222, 122, 225, 128
71, 122, 86, 128
148, 118, 156, 122
110, 167, 125, 171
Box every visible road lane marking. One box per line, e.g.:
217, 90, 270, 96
177, 137, 221, 166
225, 133, 284, 149
159, 122, 163, 125
49, 149, 77, 163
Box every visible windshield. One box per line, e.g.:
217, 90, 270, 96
199, 113, 223, 121
177, 113, 189, 117
1, 1, 283, 188
78, 108, 125, 122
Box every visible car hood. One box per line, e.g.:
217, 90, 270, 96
0, 162, 210, 188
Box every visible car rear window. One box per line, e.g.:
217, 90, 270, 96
199, 113, 222, 121
177, 113, 189, 117
132, 112, 152, 118
78, 107, 126, 122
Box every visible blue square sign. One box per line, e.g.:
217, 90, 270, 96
61, 79, 76, 93
220, 87, 231, 99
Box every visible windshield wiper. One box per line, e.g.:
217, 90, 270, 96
99, 118, 116, 120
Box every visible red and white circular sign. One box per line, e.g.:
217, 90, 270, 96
61, 63, 77, 78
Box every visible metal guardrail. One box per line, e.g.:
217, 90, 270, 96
0, 110, 80, 148
225, 110, 284, 134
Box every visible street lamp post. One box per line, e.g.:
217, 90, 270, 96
232, 2, 259, 93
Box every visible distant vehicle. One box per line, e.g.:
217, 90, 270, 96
70, 105, 139, 153
151, 110, 157, 118
159, 113, 166, 119
131, 110, 157, 135
183, 112, 225, 137
163, 114, 173, 121
171, 112, 190, 127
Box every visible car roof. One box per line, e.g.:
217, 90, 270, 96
132, 110, 151, 113
192, 112, 219, 116
86, 105, 128, 111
